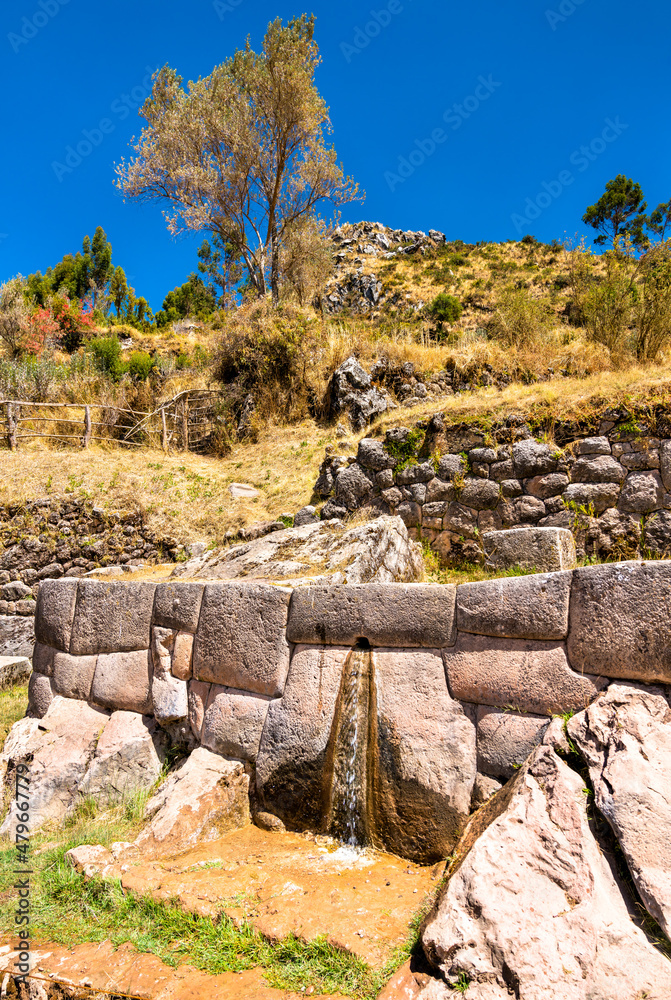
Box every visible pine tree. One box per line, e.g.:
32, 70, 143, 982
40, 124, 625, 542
582, 176, 648, 249
110, 266, 128, 317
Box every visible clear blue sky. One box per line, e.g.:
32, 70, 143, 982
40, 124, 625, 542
1, 0, 669, 311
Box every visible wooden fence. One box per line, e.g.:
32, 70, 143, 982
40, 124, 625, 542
0, 390, 223, 454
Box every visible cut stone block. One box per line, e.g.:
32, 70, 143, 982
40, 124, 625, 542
200, 685, 272, 762
32, 643, 54, 676
70, 581, 156, 655
567, 560, 671, 683
193, 583, 291, 697
256, 645, 350, 830
172, 632, 193, 679
0, 656, 31, 689
152, 582, 204, 632
188, 679, 211, 741
483, 527, 576, 573
476, 707, 549, 780
286, 583, 457, 648
27, 672, 53, 718
456, 570, 571, 640
34, 579, 78, 651
91, 649, 152, 714
52, 652, 98, 701
443, 633, 605, 716
371, 648, 476, 863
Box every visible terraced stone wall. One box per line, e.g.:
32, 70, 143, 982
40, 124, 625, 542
24, 562, 671, 862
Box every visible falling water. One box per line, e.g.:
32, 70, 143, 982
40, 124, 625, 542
328, 644, 372, 847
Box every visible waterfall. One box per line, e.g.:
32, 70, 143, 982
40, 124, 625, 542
327, 644, 373, 847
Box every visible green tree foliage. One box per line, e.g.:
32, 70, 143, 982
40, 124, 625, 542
110, 266, 129, 318
427, 293, 463, 329
155, 274, 216, 328
198, 236, 243, 307
648, 199, 671, 241
116, 15, 361, 305
582, 175, 648, 249
90, 334, 124, 380
89, 226, 114, 309
25, 227, 117, 315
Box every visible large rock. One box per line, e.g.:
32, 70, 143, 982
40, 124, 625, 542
483, 527, 576, 572
256, 645, 350, 830
568, 683, 671, 937
27, 671, 53, 718
567, 560, 671, 683
618, 470, 666, 512
192, 583, 291, 697
476, 707, 548, 780
421, 746, 671, 998
200, 685, 271, 762
334, 464, 375, 511
77, 711, 166, 807
0, 616, 35, 658
570, 454, 626, 483
1, 697, 110, 835
325, 356, 388, 431
52, 651, 97, 701
34, 579, 77, 651
150, 628, 189, 723
70, 581, 156, 655
562, 481, 622, 514
136, 746, 250, 849
444, 633, 605, 716
512, 440, 557, 477
287, 583, 456, 648
90, 649, 152, 714
173, 516, 424, 586
456, 571, 571, 640
371, 648, 476, 863
0, 655, 31, 689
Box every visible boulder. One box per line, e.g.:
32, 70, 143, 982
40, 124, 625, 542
293, 506, 320, 527
27, 672, 53, 718
618, 470, 666, 513
483, 526, 576, 572
256, 645, 351, 830
421, 746, 671, 998
567, 560, 671, 683
576, 435, 611, 455
568, 683, 671, 936
152, 582, 204, 632
200, 685, 271, 762
90, 649, 152, 714
70, 581, 156, 655
457, 479, 500, 511
34, 578, 77, 651
512, 440, 557, 477
287, 583, 457, 648
0, 615, 35, 658
77, 711, 166, 807
325, 356, 388, 431
524, 473, 569, 498
172, 516, 423, 587
371, 648, 476, 863
643, 509, 671, 556
471, 773, 503, 809
357, 438, 396, 472
571, 454, 626, 483
562, 481, 621, 514
334, 464, 375, 511
136, 746, 250, 849
456, 571, 571, 640
476, 707, 549, 780
192, 583, 291, 697
0, 655, 31, 689
444, 633, 605, 716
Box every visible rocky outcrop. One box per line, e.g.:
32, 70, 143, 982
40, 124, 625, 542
421, 745, 671, 998
568, 683, 671, 936
172, 516, 424, 586
324, 355, 389, 431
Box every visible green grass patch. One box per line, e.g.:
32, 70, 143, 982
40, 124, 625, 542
0, 833, 433, 998
0, 683, 28, 745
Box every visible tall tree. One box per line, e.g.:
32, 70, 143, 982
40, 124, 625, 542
582, 175, 648, 249
116, 15, 361, 305
89, 226, 113, 309
197, 236, 243, 307
648, 199, 671, 241
110, 266, 128, 317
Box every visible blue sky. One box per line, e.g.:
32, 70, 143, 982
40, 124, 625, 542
1, 0, 669, 310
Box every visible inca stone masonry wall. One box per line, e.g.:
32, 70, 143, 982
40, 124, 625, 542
314, 409, 671, 566
23, 561, 671, 862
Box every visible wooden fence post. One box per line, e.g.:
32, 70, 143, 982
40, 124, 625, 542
181, 396, 189, 452
83, 405, 92, 448
7, 403, 17, 451
161, 408, 168, 453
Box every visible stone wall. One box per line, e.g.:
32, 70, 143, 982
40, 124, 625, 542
22, 561, 671, 862
314, 409, 671, 566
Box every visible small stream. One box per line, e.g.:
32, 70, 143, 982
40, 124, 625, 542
328, 644, 372, 847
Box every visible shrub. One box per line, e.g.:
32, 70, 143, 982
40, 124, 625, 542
487, 287, 552, 347
634, 241, 671, 361
0, 277, 30, 358
90, 335, 124, 380
127, 351, 156, 380
427, 293, 463, 329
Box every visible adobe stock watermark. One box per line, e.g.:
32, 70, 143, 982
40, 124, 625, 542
511, 116, 628, 234
546, 0, 589, 31
8, 0, 71, 54
12, 763, 32, 987
340, 0, 412, 62
51, 67, 155, 183
384, 75, 502, 193
213, 0, 244, 20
